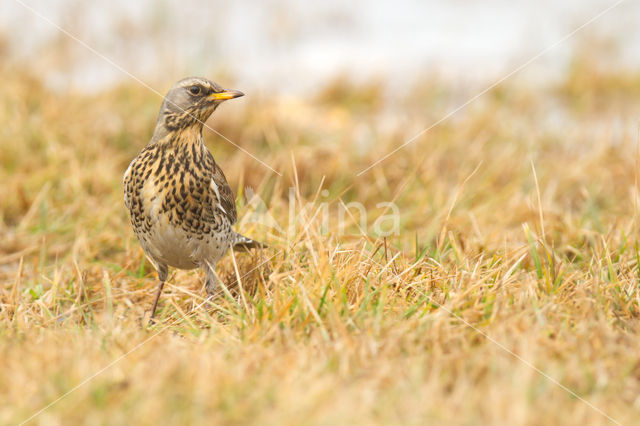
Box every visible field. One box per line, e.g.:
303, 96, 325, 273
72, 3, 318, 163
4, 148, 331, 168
2, 48, 640, 425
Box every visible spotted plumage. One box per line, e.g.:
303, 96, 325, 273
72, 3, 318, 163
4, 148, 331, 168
123, 77, 263, 320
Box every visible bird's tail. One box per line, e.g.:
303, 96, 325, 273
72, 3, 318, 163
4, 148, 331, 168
232, 232, 267, 252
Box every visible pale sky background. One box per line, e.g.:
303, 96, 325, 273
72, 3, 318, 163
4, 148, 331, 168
1, 0, 638, 94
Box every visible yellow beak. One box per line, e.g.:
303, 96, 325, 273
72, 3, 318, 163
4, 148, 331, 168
209, 89, 245, 101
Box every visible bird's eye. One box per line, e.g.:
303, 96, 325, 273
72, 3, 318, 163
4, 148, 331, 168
188, 85, 201, 95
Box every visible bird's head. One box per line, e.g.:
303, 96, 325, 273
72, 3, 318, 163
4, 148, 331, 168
155, 77, 244, 135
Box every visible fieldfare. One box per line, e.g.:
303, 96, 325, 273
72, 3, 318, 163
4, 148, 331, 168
123, 77, 263, 320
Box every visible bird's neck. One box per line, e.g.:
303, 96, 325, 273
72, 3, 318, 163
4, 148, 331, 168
150, 124, 204, 149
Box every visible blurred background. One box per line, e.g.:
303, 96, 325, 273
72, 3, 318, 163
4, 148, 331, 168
1, 0, 639, 95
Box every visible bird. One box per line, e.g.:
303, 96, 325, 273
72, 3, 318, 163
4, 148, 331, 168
123, 77, 263, 321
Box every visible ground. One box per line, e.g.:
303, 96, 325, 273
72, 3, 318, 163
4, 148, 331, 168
1, 50, 640, 425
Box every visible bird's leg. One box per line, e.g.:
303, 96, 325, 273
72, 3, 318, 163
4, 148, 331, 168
149, 280, 165, 322
203, 261, 220, 298
149, 263, 168, 324
205, 270, 218, 297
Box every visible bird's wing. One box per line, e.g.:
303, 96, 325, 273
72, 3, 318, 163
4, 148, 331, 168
206, 152, 238, 225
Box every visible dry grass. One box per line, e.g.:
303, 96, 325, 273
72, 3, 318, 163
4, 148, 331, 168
2, 50, 640, 425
